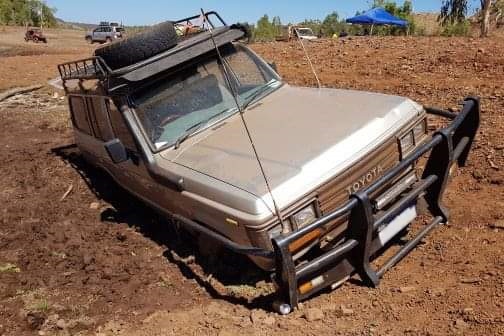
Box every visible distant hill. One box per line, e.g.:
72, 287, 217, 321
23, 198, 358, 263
56, 18, 149, 33
56, 18, 97, 31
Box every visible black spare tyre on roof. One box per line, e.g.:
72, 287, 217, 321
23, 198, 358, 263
94, 21, 178, 70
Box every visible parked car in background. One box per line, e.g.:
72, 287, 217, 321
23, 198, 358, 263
25, 27, 47, 43
85, 23, 125, 44
276, 25, 318, 41
295, 27, 317, 40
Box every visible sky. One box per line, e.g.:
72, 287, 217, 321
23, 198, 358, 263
45, 0, 480, 26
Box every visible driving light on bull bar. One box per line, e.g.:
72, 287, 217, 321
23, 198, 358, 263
299, 275, 325, 295
290, 204, 317, 229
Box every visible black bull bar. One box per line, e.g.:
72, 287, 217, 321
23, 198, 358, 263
174, 97, 480, 312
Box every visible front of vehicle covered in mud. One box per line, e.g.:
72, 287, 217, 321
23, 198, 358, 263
265, 97, 480, 310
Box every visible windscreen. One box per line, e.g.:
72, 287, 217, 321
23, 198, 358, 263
297, 28, 314, 36
133, 44, 281, 150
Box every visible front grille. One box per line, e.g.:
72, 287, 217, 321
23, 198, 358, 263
316, 139, 400, 237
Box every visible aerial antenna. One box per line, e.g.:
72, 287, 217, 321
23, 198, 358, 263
294, 28, 321, 89
200, 9, 287, 233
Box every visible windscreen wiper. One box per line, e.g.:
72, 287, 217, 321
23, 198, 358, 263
241, 81, 277, 112
173, 108, 235, 149
174, 121, 206, 149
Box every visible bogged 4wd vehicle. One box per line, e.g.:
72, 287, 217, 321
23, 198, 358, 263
58, 11, 480, 314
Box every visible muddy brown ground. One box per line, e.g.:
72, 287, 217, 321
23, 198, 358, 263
0, 27, 503, 336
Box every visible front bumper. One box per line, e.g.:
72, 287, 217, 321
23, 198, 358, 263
172, 97, 480, 313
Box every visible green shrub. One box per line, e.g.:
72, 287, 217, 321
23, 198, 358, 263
414, 25, 427, 36
441, 20, 470, 36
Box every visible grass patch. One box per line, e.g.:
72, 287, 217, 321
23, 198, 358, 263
441, 21, 471, 37
225, 285, 261, 298
0, 263, 21, 273
30, 299, 50, 312
157, 280, 174, 289
51, 251, 67, 259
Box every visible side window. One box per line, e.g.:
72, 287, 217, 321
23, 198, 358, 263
87, 97, 115, 141
106, 100, 137, 150
69, 96, 92, 135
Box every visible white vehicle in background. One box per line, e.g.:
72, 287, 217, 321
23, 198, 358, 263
85, 22, 125, 44
295, 27, 318, 40
276, 25, 318, 41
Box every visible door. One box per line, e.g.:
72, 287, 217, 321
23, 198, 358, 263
69, 94, 114, 164
94, 27, 104, 42
104, 99, 162, 201
69, 93, 178, 213
103, 27, 112, 41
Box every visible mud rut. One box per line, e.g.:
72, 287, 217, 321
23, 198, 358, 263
0, 32, 503, 336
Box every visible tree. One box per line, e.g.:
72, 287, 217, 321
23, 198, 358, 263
369, 0, 386, 8
0, 0, 57, 27
271, 16, 282, 36
495, 0, 504, 26
438, 0, 470, 36
298, 19, 322, 36
321, 12, 341, 37
480, 0, 492, 37
254, 14, 276, 41
439, 0, 469, 25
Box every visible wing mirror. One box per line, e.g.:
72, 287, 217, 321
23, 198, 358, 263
104, 139, 129, 164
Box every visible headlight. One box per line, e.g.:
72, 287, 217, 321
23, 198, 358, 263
399, 118, 428, 156
399, 131, 415, 154
413, 119, 427, 139
290, 204, 317, 229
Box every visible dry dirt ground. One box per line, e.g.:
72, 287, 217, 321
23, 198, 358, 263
0, 27, 503, 336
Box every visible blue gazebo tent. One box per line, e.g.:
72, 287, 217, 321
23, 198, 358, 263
346, 7, 408, 35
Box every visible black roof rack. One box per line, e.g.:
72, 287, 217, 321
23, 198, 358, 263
58, 56, 112, 81
57, 11, 245, 87
174, 11, 226, 27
